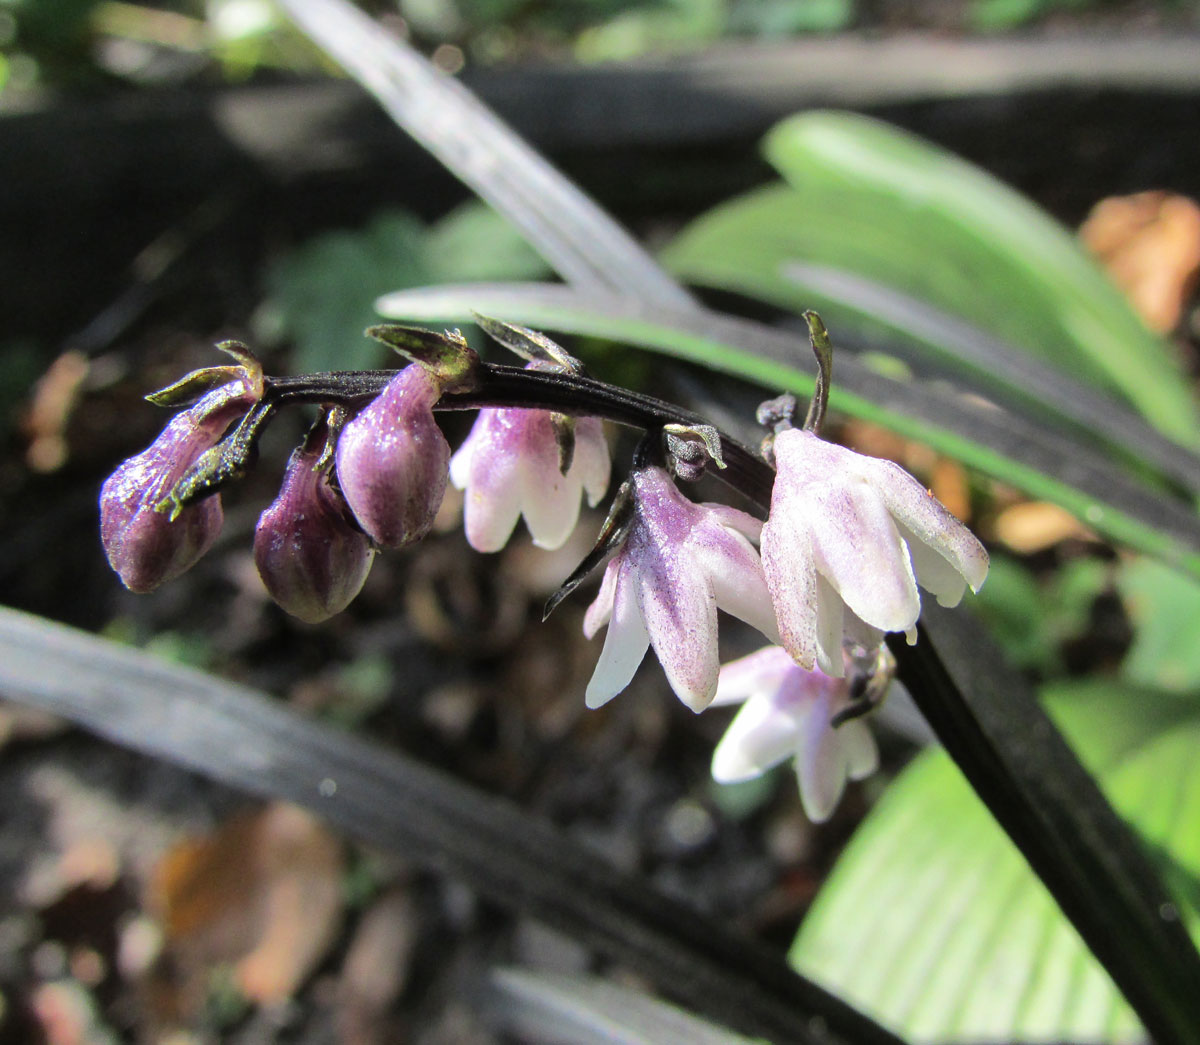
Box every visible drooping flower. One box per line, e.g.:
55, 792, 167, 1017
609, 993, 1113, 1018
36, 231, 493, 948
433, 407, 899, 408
450, 398, 610, 552
254, 435, 375, 623
760, 428, 988, 676
710, 645, 882, 823
334, 364, 450, 548
100, 378, 258, 593
582, 466, 781, 713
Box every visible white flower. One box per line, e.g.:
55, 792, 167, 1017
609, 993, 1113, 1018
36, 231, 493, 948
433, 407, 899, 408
450, 407, 610, 552
711, 645, 881, 823
761, 428, 988, 677
583, 466, 780, 713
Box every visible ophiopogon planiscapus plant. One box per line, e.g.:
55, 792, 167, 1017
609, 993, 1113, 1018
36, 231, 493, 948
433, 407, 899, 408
100, 312, 986, 822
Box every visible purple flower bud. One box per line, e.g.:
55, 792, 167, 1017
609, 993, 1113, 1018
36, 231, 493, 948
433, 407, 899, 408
254, 443, 375, 623
334, 365, 450, 548
100, 380, 256, 593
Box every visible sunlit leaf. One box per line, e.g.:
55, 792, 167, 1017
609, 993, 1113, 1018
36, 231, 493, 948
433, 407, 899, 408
790, 678, 1200, 1043
1118, 556, 1200, 693
662, 111, 1200, 451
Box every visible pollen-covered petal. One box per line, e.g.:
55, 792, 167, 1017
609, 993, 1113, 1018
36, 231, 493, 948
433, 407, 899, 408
863, 456, 989, 593
573, 417, 611, 508
640, 560, 721, 713
810, 481, 920, 634
711, 646, 797, 708
711, 692, 816, 783
761, 513, 819, 670
585, 567, 650, 709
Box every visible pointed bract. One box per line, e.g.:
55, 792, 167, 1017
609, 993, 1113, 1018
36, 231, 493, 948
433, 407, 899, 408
335, 365, 450, 548
761, 429, 988, 674
710, 646, 880, 823
100, 379, 258, 593
583, 467, 780, 713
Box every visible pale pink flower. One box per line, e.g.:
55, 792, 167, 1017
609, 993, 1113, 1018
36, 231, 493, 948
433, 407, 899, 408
450, 406, 610, 552
583, 466, 780, 713
761, 429, 988, 676
710, 646, 880, 823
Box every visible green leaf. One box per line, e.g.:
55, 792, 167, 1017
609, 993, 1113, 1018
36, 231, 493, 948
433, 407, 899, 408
1118, 556, 1200, 693
266, 203, 550, 373
663, 112, 1200, 450
375, 282, 1200, 578
790, 678, 1200, 1043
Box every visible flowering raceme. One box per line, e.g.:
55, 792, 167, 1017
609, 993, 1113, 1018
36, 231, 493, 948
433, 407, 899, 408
761, 427, 988, 677
710, 645, 885, 823
583, 466, 781, 713
450, 395, 610, 552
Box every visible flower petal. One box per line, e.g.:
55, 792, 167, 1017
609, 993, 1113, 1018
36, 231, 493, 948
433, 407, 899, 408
761, 512, 820, 670
583, 558, 619, 639
795, 690, 849, 823
640, 558, 720, 713
861, 456, 989, 593
809, 481, 920, 634
711, 646, 796, 707
712, 692, 814, 782
585, 563, 650, 709
813, 574, 846, 678
573, 417, 611, 508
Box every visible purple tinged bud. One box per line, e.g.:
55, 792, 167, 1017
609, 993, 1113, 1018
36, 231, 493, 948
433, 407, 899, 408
254, 443, 375, 623
334, 365, 450, 548
100, 380, 256, 593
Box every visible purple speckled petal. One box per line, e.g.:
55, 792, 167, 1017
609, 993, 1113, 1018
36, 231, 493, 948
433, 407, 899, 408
698, 502, 763, 544
809, 481, 920, 634
761, 508, 819, 670
585, 559, 650, 709
640, 556, 721, 712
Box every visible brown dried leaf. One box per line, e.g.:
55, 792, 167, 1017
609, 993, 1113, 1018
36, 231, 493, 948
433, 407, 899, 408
1080, 190, 1200, 333
149, 802, 344, 1013
993, 501, 1096, 554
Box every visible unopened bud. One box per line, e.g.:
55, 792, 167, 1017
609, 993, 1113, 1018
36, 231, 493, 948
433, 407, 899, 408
334, 365, 450, 547
255, 440, 374, 623
100, 380, 256, 592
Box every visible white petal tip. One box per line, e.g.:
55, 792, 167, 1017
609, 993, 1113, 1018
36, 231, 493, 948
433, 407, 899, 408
905, 626, 918, 646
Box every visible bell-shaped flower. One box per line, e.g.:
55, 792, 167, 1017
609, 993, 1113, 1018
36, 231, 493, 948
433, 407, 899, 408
760, 428, 988, 676
710, 645, 880, 823
254, 440, 375, 623
100, 379, 257, 593
582, 466, 781, 713
450, 402, 610, 552
334, 364, 450, 548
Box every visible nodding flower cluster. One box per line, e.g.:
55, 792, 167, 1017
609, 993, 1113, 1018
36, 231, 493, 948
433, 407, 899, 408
100, 314, 987, 821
